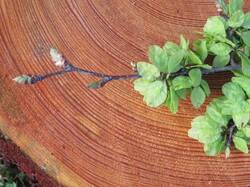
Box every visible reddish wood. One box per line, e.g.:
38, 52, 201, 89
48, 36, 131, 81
1, 1, 250, 186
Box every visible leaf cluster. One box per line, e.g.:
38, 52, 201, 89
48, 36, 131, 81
134, 35, 211, 113
189, 73, 250, 157
133, 0, 250, 157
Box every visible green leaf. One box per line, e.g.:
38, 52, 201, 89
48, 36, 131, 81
163, 42, 186, 73
243, 126, 250, 137
240, 53, 250, 77
204, 16, 226, 37
213, 55, 230, 68
200, 80, 211, 97
193, 39, 208, 61
167, 52, 184, 73
233, 112, 250, 129
176, 89, 190, 100
229, 0, 243, 16
188, 50, 203, 65
244, 46, 250, 57
134, 79, 168, 108
209, 43, 232, 56
134, 78, 151, 95
188, 116, 222, 144
188, 68, 202, 87
204, 138, 226, 156
149, 45, 168, 72
232, 75, 250, 97
215, 35, 235, 47
180, 35, 189, 50
242, 12, 250, 29
165, 86, 179, 113
228, 10, 245, 28
222, 82, 246, 101
221, 99, 250, 116
172, 76, 193, 90
136, 62, 160, 81
206, 101, 228, 127
191, 86, 206, 109
233, 136, 249, 153
163, 42, 181, 55
241, 31, 250, 48
143, 80, 168, 107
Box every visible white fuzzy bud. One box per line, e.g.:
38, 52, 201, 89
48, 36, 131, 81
50, 48, 65, 67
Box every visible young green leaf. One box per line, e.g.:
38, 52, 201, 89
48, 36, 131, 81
200, 80, 211, 97
176, 89, 189, 100
233, 112, 250, 129
241, 31, 250, 48
149, 45, 169, 72
180, 35, 189, 50
232, 75, 250, 97
209, 43, 232, 56
206, 101, 228, 126
165, 86, 179, 113
222, 82, 246, 101
188, 50, 203, 65
188, 68, 202, 87
135, 79, 168, 107
244, 46, 250, 57
241, 31, 250, 47
204, 138, 226, 156
193, 39, 208, 61
191, 86, 206, 109
167, 51, 184, 73
134, 78, 151, 95
243, 126, 250, 138
233, 136, 249, 153
228, 10, 245, 28
203, 16, 226, 37
136, 62, 160, 81
240, 53, 250, 77
188, 116, 222, 144
172, 76, 193, 90
242, 12, 250, 29
143, 80, 168, 107
212, 55, 230, 68
228, 0, 243, 16
163, 42, 182, 55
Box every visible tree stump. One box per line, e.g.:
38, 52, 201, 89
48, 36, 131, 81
1, 1, 250, 186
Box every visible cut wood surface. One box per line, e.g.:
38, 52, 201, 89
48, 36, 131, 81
1, 1, 250, 186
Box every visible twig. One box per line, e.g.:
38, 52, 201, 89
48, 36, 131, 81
225, 120, 237, 149
27, 61, 240, 88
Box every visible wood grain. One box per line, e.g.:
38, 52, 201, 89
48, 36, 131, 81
1, 0, 250, 186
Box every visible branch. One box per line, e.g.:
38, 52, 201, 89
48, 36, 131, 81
14, 61, 241, 89
13, 48, 241, 88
